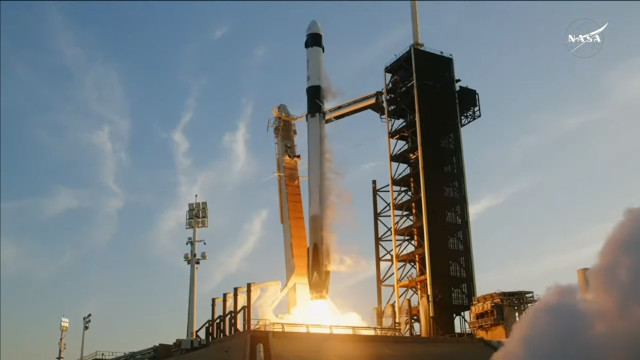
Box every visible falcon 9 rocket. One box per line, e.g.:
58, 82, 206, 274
305, 20, 331, 300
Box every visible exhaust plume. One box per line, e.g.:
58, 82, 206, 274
249, 281, 368, 329
492, 207, 640, 360
321, 124, 337, 274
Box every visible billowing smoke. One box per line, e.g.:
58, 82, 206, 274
321, 123, 362, 274
249, 280, 368, 328
319, 71, 367, 274
251, 281, 282, 323
492, 207, 640, 360
329, 254, 369, 273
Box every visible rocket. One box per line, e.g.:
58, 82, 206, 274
305, 20, 331, 300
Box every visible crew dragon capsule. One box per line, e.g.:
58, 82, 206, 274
305, 20, 331, 300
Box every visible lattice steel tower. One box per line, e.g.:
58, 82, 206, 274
372, 42, 481, 336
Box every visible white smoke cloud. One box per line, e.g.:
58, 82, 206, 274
320, 124, 344, 273
319, 107, 368, 276
492, 207, 640, 360
250, 280, 283, 322
249, 280, 369, 328
329, 254, 369, 273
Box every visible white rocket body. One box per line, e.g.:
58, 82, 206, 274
305, 20, 330, 300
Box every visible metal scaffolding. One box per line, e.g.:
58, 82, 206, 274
373, 44, 481, 337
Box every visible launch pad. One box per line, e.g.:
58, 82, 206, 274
112, 330, 498, 360
171, 330, 498, 360
101, 3, 537, 360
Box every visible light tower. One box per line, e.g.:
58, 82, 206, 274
184, 194, 208, 340
79, 313, 91, 360
56, 316, 69, 360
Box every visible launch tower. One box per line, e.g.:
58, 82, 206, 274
373, 44, 481, 336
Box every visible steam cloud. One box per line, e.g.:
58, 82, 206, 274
251, 281, 283, 322
329, 254, 369, 273
320, 68, 366, 274
321, 123, 362, 273
492, 207, 640, 360
250, 280, 368, 327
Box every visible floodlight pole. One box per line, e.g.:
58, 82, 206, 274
185, 194, 207, 340
80, 313, 91, 360
56, 316, 69, 360
80, 326, 85, 360
56, 328, 65, 360
187, 194, 198, 339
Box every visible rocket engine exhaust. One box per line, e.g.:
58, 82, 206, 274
305, 20, 330, 300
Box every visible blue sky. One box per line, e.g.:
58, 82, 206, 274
1, 1, 639, 358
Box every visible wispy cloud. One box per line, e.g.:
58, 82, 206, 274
509, 56, 640, 163
0, 5, 131, 268
1, 187, 87, 219
605, 57, 640, 105
469, 181, 533, 221
172, 84, 202, 175
510, 111, 600, 159
469, 193, 509, 221
332, 262, 376, 293
42, 187, 87, 218
223, 99, 253, 177
154, 90, 256, 254
477, 220, 613, 294
254, 44, 266, 59
91, 126, 124, 213
361, 162, 381, 170
204, 209, 269, 292
47, 6, 130, 245
154, 84, 201, 253
212, 26, 229, 40
0, 238, 19, 273
338, 25, 409, 85
0, 236, 74, 279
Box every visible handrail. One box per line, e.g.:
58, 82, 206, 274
79, 351, 126, 360
195, 319, 212, 340
468, 316, 502, 330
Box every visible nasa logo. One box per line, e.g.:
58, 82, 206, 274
565, 19, 608, 58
